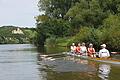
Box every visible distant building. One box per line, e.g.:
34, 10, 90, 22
12, 28, 24, 34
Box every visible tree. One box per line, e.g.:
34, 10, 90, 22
38, 0, 80, 18
98, 0, 120, 15
36, 0, 120, 50
66, 0, 107, 28
35, 0, 80, 46
100, 15, 120, 51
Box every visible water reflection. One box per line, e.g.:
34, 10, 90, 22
38, 55, 97, 73
64, 56, 88, 64
98, 64, 111, 80
37, 46, 68, 55
40, 55, 56, 61
37, 46, 120, 80
0, 44, 41, 80
0, 44, 119, 80
38, 55, 99, 80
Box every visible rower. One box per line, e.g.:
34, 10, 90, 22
80, 42, 87, 56
70, 43, 76, 54
98, 44, 110, 58
88, 43, 96, 58
76, 43, 81, 55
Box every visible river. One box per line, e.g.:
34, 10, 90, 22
0, 44, 120, 80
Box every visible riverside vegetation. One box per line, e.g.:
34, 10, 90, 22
34, 0, 120, 51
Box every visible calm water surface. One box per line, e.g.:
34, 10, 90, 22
0, 44, 120, 80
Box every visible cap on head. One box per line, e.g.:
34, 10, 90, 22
72, 43, 75, 46
89, 43, 93, 47
89, 43, 93, 46
101, 44, 106, 48
82, 42, 85, 46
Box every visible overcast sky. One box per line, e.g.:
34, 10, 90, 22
0, 0, 41, 28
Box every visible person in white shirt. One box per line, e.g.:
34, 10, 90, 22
80, 42, 87, 56
70, 43, 76, 53
99, 44, 110, 58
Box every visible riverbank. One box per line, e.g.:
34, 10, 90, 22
38, 23, 120, 52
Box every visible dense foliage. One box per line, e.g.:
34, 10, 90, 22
35, 0, 120, 51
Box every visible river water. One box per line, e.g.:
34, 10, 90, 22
0, 44, 120, 80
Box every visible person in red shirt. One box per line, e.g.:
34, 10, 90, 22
76, 43, 81, 55
88, 43, 96, 58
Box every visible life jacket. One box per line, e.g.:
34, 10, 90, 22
76, 46, 81, 53
88, 48, 95, 54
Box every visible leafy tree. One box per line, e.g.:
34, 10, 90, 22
35, 0, 81, 46
38, 0, 80, 18
66, 0, 107, 28
98, 0, 120, 15
36, 0, 120, 51
100, 15, 120, 51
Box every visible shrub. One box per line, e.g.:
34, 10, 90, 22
99, 15, 120, 51
70, 27, 99, 47
45, 37, 57, 47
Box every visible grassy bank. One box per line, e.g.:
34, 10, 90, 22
45, 37, 71, 47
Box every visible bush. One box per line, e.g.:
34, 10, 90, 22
68, 27, 99, 47
45, 37, 57, 47
96, 15, 120, 51
67, 15, 120, 51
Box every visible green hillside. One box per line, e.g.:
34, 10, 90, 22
0, 26, 36, 44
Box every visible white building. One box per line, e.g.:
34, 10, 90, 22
12, 28, 24, 34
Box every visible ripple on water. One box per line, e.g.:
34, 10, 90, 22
39, 57, 97, 72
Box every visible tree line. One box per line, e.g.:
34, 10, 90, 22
35, 0, 120, 51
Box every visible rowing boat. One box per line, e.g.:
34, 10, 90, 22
64, 52, 120, 65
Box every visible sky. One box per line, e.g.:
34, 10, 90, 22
0, 0, 42, 28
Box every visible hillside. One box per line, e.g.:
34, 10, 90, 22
0, 26, 36, 44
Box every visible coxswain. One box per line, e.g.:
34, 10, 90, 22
98, 44, 110, 58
